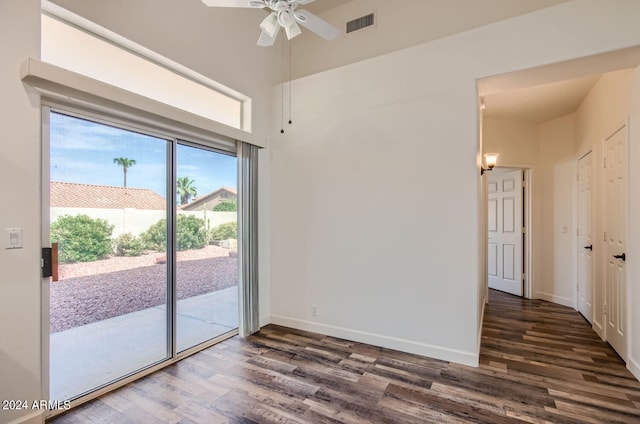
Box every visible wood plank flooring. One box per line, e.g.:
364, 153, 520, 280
49, 290, 640, 423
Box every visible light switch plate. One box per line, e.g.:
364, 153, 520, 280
6, 228, 23, 249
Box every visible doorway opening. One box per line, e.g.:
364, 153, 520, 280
487, 167, 532, 298
477, 47, 640, 371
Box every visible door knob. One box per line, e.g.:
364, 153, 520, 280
613, 253, 626, 261
584, 245, 593, 251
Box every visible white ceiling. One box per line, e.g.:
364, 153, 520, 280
300, 0, 599, 124
479, 46, 640, 124
49, 0, 640, 125
293, 0, 571, 78
304, 0, 349, 14
482, 74, 601, 124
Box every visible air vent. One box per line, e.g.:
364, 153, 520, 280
346, 13, 375, 34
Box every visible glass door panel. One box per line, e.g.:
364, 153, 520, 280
175, 143, 238, 352
49, 111, 170, 401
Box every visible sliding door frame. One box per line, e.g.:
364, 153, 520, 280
41, 100, 240, 417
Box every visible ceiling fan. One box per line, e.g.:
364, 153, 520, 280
201, 0, 341, 46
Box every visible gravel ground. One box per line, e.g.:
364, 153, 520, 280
50, 247, 237, 333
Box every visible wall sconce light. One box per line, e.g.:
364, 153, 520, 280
481, 153, 499, 175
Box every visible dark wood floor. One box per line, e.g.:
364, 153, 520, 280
50, 290, 640, 423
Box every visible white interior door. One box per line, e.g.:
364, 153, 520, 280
603, 124, 627, 360
577, 152, 594, 323
488, 169, 523, 296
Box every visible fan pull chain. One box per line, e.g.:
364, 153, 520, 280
288, 39, 292, 126
280, 30, 285, 134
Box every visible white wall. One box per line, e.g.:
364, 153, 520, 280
538, 115, 577, 306
0, 2, 43, 424
483, 119, 539, 166
575, 68, 640, 379
575, 69, 634, 339
269, 0, 640, 366
629, 66, 640, 380
292, 0, 570, 79
50, 208, 236, 238
483, 118, 541, 300
258, 148, 271, 326
484, 114, 577, 307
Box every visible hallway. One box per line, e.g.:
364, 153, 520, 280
480, 289, 640, 423
50, 290, 640, 423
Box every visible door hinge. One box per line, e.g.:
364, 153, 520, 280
604, 231, 607, 241
522, 227, 526, 234
522, 273, 526, 281
603, 304, 607, 315
604, 157, 607, 168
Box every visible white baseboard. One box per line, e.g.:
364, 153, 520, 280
629, 357, 640, 382
536, 291, 575, 308
476, 298, 486, 360
6, 410, 44, 424
269, 315, 478, 367
259, 315, 271, 328
593, 320, 605, 340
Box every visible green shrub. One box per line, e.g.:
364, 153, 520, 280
140, 219, 167, 252
176, 215, 208, 250
114, 233, 145, 257
213, 199, 237, 212
50, 214, 114, 263
141, 215, 208, 252
210, 221, 237, 241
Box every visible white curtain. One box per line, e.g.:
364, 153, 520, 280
238, 141, 259, 336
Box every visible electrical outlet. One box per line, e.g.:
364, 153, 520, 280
311, 305, 318, 317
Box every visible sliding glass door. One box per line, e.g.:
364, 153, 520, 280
46, 109, 238, 402
175, 143, 238, 352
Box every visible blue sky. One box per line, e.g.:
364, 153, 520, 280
50, 112, 237, 200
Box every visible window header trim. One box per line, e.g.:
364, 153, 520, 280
21, 58, 265, 148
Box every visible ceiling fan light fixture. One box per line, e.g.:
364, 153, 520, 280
201, 0, 340, 46
284, 20, 302, 39
277, 9, 294, 28
260, 13, 279, 37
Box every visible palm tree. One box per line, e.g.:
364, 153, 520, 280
177, 176, 197, 205
113, 157, 136, 188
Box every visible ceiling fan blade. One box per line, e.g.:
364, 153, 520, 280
291, 0, 316, 5
257, 29, 279, 47
201, 0, 265, 8
294, 9, 340, 40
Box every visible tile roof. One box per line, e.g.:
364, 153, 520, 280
180, 186, 237, 211
50, 181, 166, 210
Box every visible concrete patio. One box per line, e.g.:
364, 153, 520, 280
50, 286, 238, 401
